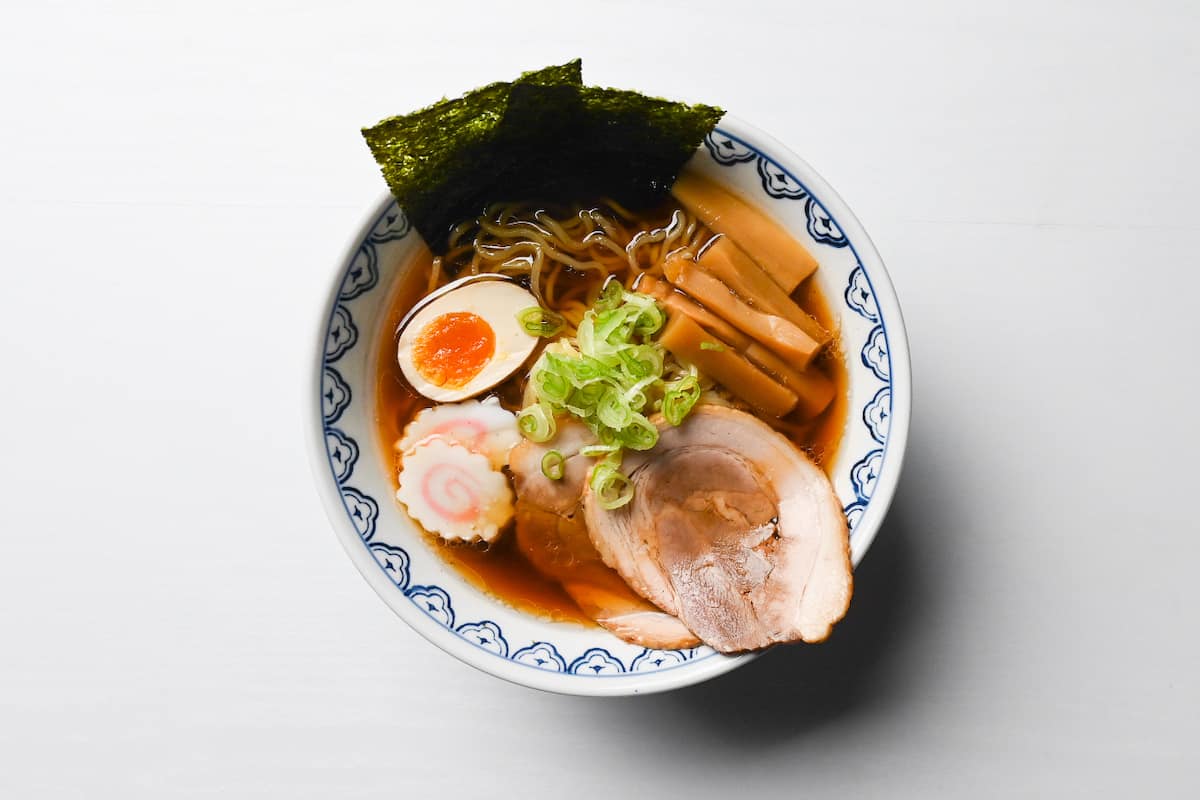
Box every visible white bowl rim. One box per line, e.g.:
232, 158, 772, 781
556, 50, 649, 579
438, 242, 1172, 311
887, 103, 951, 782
305, 113, 911, 696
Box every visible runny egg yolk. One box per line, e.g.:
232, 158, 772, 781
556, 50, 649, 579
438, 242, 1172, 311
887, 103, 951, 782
412, 312, 496, 389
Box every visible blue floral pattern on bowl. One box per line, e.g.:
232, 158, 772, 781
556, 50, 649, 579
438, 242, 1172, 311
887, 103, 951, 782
325, 306, 358, 362
706, 131, 849, 246
407, 585, 454, 628
569, 648, 626, 675
324, 427, 358, 483
321, 367, 351, 424
315, 123, 902, 689
456, 621, 508, 657
512, 642, 567, 672
370, 542, 410, 591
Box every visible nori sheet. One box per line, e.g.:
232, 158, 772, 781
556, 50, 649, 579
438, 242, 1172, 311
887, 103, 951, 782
362, 61, 724, 251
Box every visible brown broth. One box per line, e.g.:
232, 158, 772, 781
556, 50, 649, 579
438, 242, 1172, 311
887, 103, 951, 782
791, 278, 849, 471
373, 247, 599, 625
374, 215, 849, 629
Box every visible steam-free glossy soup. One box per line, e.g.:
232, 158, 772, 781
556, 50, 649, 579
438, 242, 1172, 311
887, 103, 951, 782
374, 196, 848, 627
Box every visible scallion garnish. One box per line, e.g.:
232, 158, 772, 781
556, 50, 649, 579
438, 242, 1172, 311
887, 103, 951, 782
597, 387, 635, 429
540, 450, 565, 480
589, 457, 634, 510
662, 372, 702, 427
616, 412, 658, 451
594, 279, 625, 311
516, 285, 703, 508
516, 402, 556, 442
517, 306, 565, 338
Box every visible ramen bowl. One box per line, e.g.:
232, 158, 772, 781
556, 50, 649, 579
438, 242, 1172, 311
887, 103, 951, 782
307, 116, 910, 695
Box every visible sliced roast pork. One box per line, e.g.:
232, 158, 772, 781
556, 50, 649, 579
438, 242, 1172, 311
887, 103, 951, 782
508, 421, 699, 650
582, 405, 853, 653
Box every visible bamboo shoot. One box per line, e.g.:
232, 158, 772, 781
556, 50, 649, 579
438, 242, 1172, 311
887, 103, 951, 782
672, 171, 818, 292
658, 313, 798, 418
698, 236, 830, 345
635, 274, 753, 350
664, 255, 821, 368
639, 275, 835, 420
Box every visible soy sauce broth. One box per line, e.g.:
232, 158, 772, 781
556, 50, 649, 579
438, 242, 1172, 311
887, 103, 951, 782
374, 212, 848, 629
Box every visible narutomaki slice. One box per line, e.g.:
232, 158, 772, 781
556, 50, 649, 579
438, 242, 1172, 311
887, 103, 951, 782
396, 438, 514, 543
396, 398, 521, 470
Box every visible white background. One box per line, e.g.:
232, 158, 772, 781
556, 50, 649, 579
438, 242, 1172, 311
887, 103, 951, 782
3, 0, 1198, 796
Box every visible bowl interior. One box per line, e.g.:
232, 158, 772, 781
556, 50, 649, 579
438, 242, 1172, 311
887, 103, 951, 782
312, 117, 909, 695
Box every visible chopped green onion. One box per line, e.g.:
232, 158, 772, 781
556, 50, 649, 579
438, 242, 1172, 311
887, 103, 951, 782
575, 316, 597, 355
590, 458, 634, 510
568, 382, 607, 410
631, 303, 666, 337
699, 340, 725, 351
594, 307, 629, 343
517, 306, 565, 338
618, 344, 663, 380
595, 279, 624, 310
662, 374, 702, 426
517, 403, 556, 442
541, 450, 565, 480
519, 287, 683, 507
579, 443, 620, 457
597, 426, 621, 446
620, 289, 657, 308
567, 355, 608, 384
597, 387, 634, 429
623, 373, 658, 403
617, 413, 658, 451
532, 356, 572, 405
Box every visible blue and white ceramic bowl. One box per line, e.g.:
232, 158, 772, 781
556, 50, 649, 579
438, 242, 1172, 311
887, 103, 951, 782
308, 116, 911, 695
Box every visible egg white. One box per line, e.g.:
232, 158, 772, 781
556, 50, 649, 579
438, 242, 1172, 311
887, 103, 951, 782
397, 280, 540, 402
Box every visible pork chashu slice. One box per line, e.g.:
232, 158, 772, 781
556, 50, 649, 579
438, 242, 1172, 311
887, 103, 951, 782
509, 421, 700, 650
583, 405, 852, 653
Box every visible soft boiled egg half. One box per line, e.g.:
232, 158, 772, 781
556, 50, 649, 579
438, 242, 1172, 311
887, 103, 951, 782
397, 277, 541, 402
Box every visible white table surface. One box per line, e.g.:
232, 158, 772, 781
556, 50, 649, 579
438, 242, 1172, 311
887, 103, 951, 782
3, 1, 1198, 796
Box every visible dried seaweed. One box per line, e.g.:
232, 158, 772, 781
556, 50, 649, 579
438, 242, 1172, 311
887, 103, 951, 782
362, 61, 724, 250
